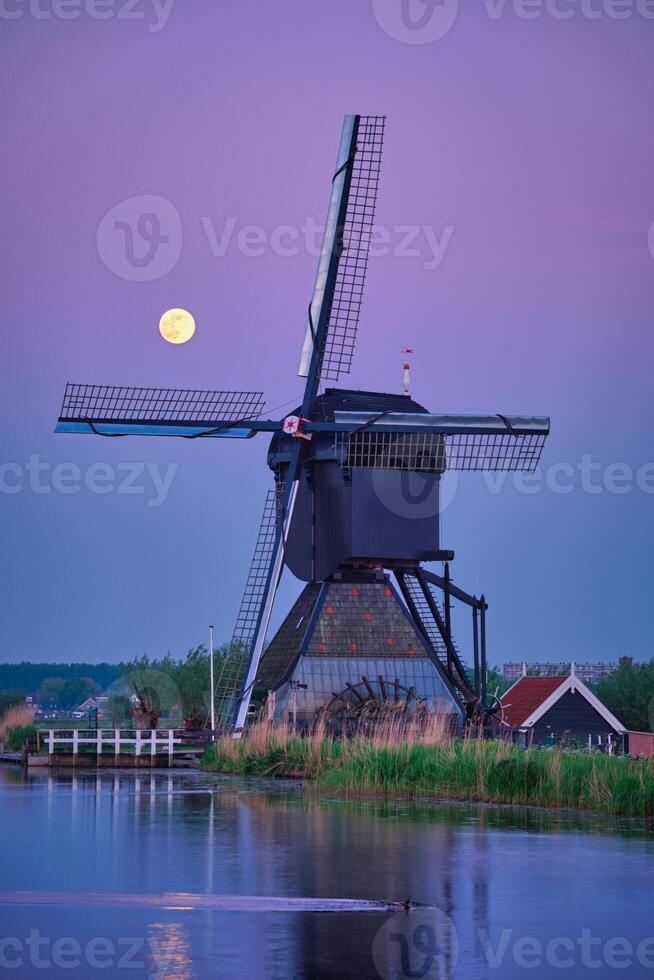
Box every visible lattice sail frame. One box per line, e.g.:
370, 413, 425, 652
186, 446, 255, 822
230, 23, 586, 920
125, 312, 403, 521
336, 429, 546, 473
215, 488, 284, 724
320, 115, 385, 381
59, 383, 265, 425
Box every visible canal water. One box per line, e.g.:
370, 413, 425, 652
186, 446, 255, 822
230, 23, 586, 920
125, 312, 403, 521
1, 766, 653, 979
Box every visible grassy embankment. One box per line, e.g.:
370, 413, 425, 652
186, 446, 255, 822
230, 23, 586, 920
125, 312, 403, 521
201, 715, 654, 817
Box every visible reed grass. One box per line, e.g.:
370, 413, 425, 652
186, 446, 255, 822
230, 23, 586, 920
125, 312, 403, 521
0, 703, 36, 751
201, 713, 654, 817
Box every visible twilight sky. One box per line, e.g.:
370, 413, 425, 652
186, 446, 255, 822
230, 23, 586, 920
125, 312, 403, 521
1, 0, 653, 666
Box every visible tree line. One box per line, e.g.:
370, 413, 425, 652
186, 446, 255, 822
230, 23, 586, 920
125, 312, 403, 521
0, 662, 124, 698
0, 645, 236, 728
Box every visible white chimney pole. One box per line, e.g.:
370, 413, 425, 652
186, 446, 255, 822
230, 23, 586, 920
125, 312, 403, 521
402, 348, 413, 397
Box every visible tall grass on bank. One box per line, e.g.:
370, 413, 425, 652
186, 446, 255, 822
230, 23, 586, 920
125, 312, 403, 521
0, 703, 36, 751
201, 714, 654, 818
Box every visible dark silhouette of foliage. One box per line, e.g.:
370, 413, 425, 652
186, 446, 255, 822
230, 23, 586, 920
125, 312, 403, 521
594, 660, 654, 732
0, 690, 27, 715
0, 662, 124, 694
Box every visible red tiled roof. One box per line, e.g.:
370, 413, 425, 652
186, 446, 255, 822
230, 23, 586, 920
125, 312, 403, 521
500, 676, 566, 727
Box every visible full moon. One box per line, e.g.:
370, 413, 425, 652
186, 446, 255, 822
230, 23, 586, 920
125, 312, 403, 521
159, 308, 196, 345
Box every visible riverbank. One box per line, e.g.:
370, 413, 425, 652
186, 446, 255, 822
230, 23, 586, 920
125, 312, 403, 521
200, 721, 654, 817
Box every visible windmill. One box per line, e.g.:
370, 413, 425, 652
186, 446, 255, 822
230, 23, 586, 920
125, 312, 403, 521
55, 115, 549, 731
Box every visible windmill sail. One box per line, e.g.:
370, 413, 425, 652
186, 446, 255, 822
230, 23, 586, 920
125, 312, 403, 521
215, 490, 281, 725
333, 412, 549, 472
223, 480, 300, 731
56, 383, 265, 438
298, 115, 385, 384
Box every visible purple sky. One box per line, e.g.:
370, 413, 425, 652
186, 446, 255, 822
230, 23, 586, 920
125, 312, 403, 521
2, 0, 653, 666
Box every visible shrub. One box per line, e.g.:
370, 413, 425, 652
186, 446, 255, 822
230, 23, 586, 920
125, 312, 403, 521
6, 724, 37, 751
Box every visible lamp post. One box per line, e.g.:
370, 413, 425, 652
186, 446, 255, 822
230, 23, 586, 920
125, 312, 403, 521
209, 624, 215, 736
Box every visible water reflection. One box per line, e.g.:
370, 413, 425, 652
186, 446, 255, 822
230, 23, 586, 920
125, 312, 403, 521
1, 766, 653, 979
146, 922, 194, 980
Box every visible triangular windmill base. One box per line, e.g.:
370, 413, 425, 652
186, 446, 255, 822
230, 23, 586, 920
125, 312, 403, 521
254, 573, 461, 723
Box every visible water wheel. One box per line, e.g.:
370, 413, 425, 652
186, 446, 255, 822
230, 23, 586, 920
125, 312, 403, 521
322, 675, 426, 721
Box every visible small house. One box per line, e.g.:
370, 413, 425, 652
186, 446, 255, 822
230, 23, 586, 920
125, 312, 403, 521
76, 695, 109, 715
499, 665, 626, 750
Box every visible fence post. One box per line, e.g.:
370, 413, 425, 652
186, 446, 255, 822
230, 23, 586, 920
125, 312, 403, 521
48, 730, 54, 759
97, 728, 103, 759
135, 730, 141, 758
114, 728, 120, 761
168, 729, 174, 762
150, 730, 157, 760
72, 728, 79, 764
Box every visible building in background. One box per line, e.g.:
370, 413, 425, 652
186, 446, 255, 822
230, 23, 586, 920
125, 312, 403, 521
499, 667, 626, 749
502, 661, 624, 684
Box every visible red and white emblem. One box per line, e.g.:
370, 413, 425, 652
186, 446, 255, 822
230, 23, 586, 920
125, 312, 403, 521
282, 415, 312, 441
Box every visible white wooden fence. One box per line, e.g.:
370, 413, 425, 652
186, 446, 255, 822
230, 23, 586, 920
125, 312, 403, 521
46, 729, 185, 760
